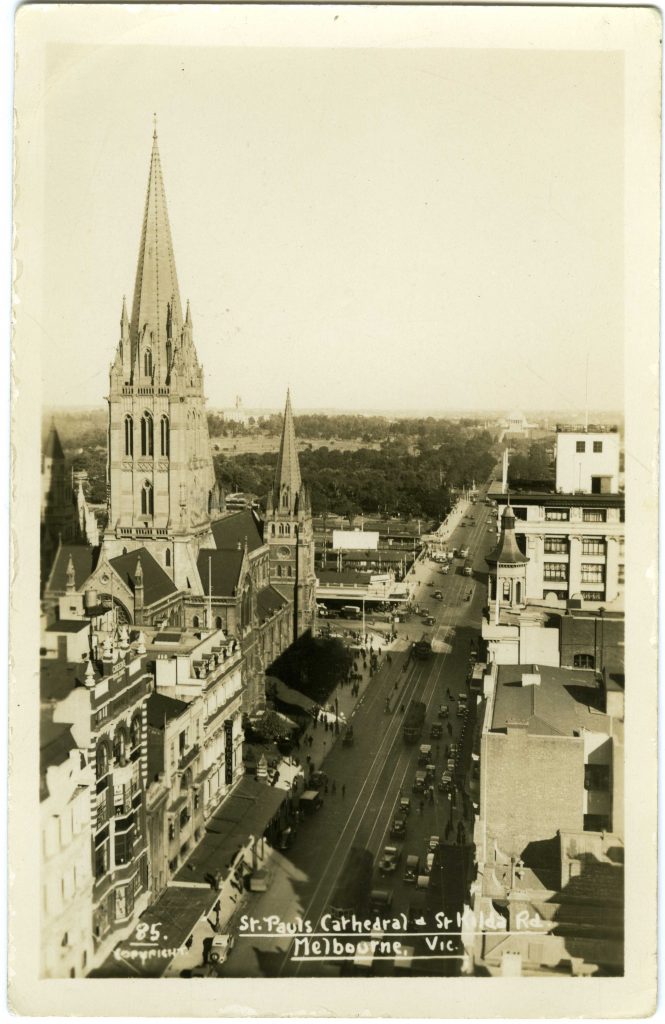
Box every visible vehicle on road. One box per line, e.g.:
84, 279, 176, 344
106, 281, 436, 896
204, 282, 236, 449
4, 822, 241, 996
413, 634, 433, 660
470, 662, 487, 693
447, 758, 456, 771
342, 725, 355, 747
353, 925, 384, 973
330, 847, 374, 919
437, 703, 449, 718
433, 590, 443, 599
341, 605, 362, 620
422, 615, 436, 626
412, 771, 427, 793
378, 846, 401, 875
369, 890, 393, 915
207, 932, 236, 965
404, 855, 420, 883
463, 559, 473, 576
299, 790, 324, 814
278, 826, 296, 850
438, 770, 453, 791
428, 835, 440, 851
424, 763, 436, 783
430, 722, 443, 739
390, 816, 407, 838
440, 565, 449, 574
460, 547, 470, 558
249, 868, 271, 893
418, 743, 432, 764
425, 853, 435, 874
310, 770, 328, 790
399, 796, 412, 816
403, 700, 426, 742
450, 743, 459, 757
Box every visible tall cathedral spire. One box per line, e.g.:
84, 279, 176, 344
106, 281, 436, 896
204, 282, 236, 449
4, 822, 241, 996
273, 390, 302, 507
130, 124, 183, 379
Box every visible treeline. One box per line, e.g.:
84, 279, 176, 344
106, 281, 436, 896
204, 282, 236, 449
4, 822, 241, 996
208, 412, 490, 443
507, 441, 554, 485
214, 427, 496, 518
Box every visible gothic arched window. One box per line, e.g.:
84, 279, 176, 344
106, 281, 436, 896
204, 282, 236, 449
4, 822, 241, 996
166, 340, 172, 369
193, 615, 200, 628
165, 549, 171, 567
144, 348, 153, 377
215, 616, 222, 630
282, 489, 289, 508
284, 524, 291, 536
113, 725, 128, 765
130, 716, 141, 750
141, 480, 153, 516
160, 416, 169, 457
141, 412, 154, 456
124, 415, 133, 456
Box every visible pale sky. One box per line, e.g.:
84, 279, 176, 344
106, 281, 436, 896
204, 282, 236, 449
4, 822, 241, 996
38, 30, 624, 413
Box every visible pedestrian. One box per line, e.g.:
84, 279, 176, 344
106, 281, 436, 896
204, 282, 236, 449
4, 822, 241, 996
331, 780, 336, 795
342, 784, 346, 798
324, 780, 329, 794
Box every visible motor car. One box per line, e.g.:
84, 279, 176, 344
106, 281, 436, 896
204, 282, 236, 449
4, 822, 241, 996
428, 835, 440, 852
426, 581, 434, 587
368, 890, 394, 915
418, 743, 432, 764
422, 615, 435, 626
207, 932, 236, 965
249, 868, 271, 893
460, 547, 470, 559
415, 874, 430, 890
430, 722, 443, 739
433, 590, 443, 599
404, 855, 420, 883
447, 758, 456, 771
438, 770, 453, 791
399, 796, 411, 816
310, 770, 328, 790
457, 703, 467, 718
412, 772, 427, 793
390, 816, 407, 838
425, 852, 435, 874
378, 846, 401, 875
424, 764, 436, 783
440, 565, 449, 575
450, 743, 459, 757
438, 703, 449, 718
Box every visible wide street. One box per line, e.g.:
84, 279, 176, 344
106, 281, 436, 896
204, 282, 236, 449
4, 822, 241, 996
221, 494, 499, 978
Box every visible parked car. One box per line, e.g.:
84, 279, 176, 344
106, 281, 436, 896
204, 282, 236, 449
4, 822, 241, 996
447, 758, 456, 771
404, 855, 420, 883
399, 797, 411, 816
207, 932, 235, 965
438, 703, 449, 718
368, 889, 394, 915
430, 722, 443, 739
378, 846, 401, 875
390, 816, 407, 838
433, 590, 443, 599
418, 744, 432, 764
438, 770, 453, 791
428, 835, 440, 852
310, 770, 328, 790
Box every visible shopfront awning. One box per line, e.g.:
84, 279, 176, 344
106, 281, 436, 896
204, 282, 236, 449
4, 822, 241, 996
173, 776, 288, 886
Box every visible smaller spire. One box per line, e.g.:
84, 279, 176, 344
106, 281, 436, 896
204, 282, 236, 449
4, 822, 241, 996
185, 299, 191, 326
65, 554, 76, 593
135, 556, 143, 583
84, 658, 96, 688
121, 295, 129, 329
153, 112, 158, 140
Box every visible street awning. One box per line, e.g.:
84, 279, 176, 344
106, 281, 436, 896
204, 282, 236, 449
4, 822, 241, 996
174, 776, 288, 886
90, 886, 218, 979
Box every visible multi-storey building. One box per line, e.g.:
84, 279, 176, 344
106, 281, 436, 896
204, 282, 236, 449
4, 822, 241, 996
554, 425, 620, 495
40, 708, 94, 978
41, 424, 77, 587
469, 661, 624, 976
41, 620, 152, 971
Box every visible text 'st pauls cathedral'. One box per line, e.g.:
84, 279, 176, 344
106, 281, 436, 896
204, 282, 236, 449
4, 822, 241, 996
41, 127, 316, 716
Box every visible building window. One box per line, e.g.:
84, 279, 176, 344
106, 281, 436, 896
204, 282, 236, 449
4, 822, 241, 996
583, 509, 606, 523
141, 480, 153, 516
582, 537, 605, 555
593, 441, 603, 453
576, 441, 586, 453
160, 416, 169, 457
276, 565, 282, 578
545, 508, 569, 522
144, 348, 153, 377
140, 413, 154, 456
581, 563, 605, 584
543, 563, 568, 581
192, 615, 199, 628
215, 616, 222, 629
114, 886, 129, 921
284, 524, 290, 535
573, 653, 595, 669
95, 742, 110, 780
581, 591, 604, 602
94, 842, 109, 879
113, 726, 128, 765
165, 549, 171, 567
618, 563, 625, 585
168, 821, 176, 842
584, 764, 610, 790
124, 416, 133, 457
130, 716, 141, 749
544, 537, 568, 554
114, 830, 134, 866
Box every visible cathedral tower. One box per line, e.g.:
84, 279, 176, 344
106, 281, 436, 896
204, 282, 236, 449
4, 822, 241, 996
103, 127, 216, 592
265, 391, 316, 638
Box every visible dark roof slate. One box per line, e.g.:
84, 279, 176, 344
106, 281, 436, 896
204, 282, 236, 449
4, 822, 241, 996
196, 549, 243, 598
211, 509, 264, 552
109, 548, 177, 606
147, 692, 189, 729
257, 585, 289, 619
46, 543, 97, 594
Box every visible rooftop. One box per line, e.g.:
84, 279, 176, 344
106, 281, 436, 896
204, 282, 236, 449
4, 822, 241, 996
147, 691, 190, 729
210, 508, 264, 553
109, 548, 178, 605
46, 619, 90, 634
490, 663, 618, 738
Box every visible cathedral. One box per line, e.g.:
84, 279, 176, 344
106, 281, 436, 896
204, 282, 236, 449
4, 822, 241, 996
42, 127, 316, 712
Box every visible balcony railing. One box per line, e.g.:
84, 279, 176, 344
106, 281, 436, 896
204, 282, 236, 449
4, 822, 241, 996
178, 744, 199, 771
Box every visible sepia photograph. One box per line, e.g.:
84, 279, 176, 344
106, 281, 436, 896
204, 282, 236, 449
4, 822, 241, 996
10, 3, 659, 1017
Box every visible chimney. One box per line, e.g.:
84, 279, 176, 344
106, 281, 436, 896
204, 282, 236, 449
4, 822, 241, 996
521, 668, 541, 688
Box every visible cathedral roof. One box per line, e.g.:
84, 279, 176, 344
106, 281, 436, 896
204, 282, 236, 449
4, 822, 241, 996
45, 542, 97, 596
109, 548, 178, 605
210, 509, 264, 553
196, 549, 243, 598
257, 585, 289, 620
130, 128, 183, 358
273, 390, 302, 502
43, 423, 65, 460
